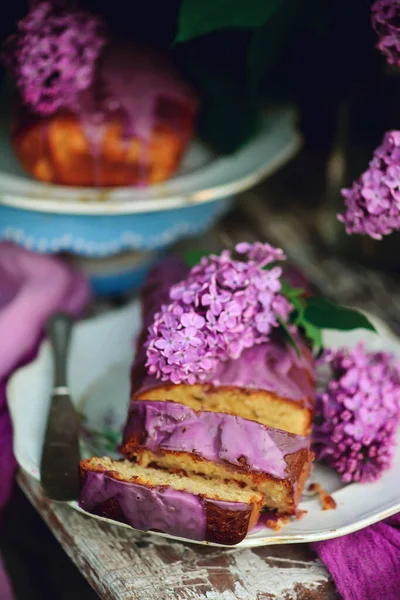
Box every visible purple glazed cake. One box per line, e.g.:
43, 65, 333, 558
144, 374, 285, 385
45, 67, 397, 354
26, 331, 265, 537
79, 245, 316, 544
79, 457, 264, 545
131, 257, 315, 436
121, 400, 312, 514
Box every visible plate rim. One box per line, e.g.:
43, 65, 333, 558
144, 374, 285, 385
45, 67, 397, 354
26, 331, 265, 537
7, 304, 400, 548
0, 110, 301, 215
13, 454, 400, 548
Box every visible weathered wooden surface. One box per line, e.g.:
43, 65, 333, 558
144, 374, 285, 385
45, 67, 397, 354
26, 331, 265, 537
18, 471, 338, 600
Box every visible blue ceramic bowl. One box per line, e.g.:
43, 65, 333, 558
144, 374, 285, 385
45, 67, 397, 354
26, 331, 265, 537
0, 110, 300, 294
0, 197, 232, 256
0, 198, 233, 295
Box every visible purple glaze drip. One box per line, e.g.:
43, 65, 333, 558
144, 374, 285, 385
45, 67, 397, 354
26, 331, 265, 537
123, 401, 309, 479
131, 257, 315, 407
250, 511, 281, 533
98, 44, 197, 142
74, 43, 197, 185
79, 466, 249, 541
208, 342, 314, 405
136, 341, 314, 408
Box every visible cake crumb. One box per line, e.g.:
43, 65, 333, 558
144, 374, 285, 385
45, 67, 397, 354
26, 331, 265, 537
266, 519, 282, 531
265, 515, 290, 531
296, 509, 308, 520
308, 483, 337, 510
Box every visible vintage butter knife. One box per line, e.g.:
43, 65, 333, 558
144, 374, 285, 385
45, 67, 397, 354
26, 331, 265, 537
40, 313, 80, 501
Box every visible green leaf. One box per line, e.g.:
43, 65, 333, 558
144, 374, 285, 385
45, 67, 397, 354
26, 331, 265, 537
279, 280, 323, 351
182, 250, 212, 268
175, 0, 282, 43
280, 279, 306, 321
301, 319, 323, 350
277, 315, 301, 357
198, 85, 260, 153
247, 0, 307, 92
280, 278, 304, 300
304, 298, 377, 332
178, 36, 261, 152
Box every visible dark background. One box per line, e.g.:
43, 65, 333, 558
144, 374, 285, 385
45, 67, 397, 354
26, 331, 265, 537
2, 0, 398, 158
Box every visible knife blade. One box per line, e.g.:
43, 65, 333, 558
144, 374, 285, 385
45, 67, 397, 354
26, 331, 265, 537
40, 313, 81, 502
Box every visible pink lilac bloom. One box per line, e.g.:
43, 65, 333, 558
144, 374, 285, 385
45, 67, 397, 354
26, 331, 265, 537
146, 242, 291, 384
2, 1, 106, 115
313, 343, 400, 483
338, 130, 400, 239
371, 0, 400, 67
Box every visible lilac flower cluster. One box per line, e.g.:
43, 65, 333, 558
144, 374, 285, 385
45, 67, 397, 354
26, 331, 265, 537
146, 242, 291, 384
338, 130, 400, 239
313, 343, 400, 483
3, 1, 106, 115
371, 0, 400, 67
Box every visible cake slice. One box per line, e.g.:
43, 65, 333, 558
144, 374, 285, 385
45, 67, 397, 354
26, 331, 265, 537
134, 340, 315, 436
121, 400, 312, 515
79, 457, 263, 545
130, 257, 315, 436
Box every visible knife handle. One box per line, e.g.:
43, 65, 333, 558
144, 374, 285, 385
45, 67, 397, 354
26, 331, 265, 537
47, 313, 74, 389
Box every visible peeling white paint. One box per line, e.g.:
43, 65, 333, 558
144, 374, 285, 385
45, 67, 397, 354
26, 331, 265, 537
19, 472, 333, 600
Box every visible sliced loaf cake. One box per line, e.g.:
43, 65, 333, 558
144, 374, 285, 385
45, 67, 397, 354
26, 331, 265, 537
79, 457, 263, 545
78, 252, 315, 544
121, 400, 312, 515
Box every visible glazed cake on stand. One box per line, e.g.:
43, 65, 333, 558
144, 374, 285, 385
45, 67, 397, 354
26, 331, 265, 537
4, 3, 198, 187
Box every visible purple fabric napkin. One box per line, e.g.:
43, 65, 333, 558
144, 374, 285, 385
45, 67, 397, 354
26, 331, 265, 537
0, 242, 90, 599
311, 514, 400, 599
0, 555, 14, 600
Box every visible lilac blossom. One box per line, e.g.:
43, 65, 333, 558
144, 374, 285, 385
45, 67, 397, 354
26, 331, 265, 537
313, 343, 400, 483
146, 243, 290, 384
338, 130, 400, 239
371, 0, 400, 67
3, 1, 106, 115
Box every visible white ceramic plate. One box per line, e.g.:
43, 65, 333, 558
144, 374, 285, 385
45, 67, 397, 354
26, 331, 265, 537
0, 108, 300, 215
7, 302, 400, 547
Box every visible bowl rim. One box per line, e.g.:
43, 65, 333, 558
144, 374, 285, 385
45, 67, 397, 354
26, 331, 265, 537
0, 109, 301, 216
